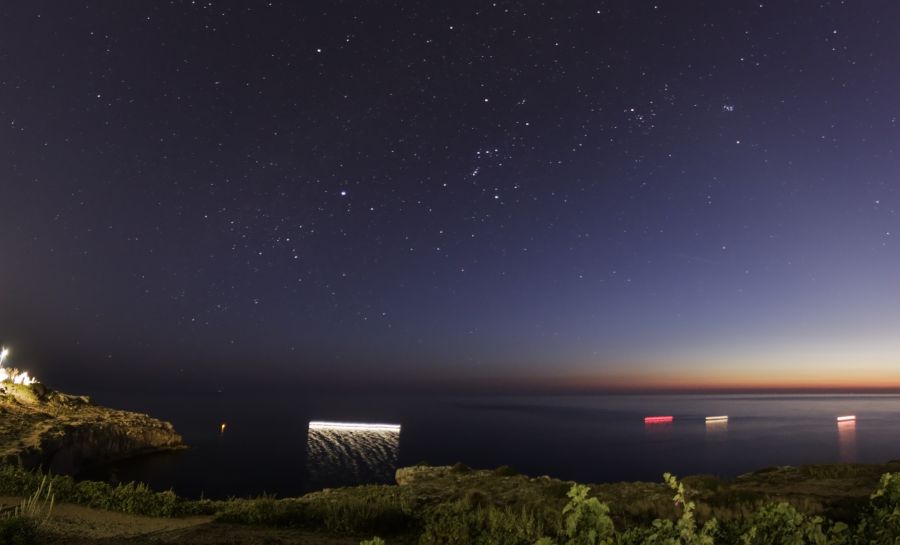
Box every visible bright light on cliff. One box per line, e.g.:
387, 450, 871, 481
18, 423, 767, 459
0, 346, 38, 386
0, 366, 35, 385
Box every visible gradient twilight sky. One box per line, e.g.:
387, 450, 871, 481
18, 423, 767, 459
1, 1, 899, 392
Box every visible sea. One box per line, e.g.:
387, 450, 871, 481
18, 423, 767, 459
79, 392, 900, 499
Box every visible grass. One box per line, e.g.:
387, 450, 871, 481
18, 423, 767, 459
0, 476, 54, 545
5, 461, 900, 544
0, 516, 38, 545
0, 464, 216, 518
216, 485, 417, 535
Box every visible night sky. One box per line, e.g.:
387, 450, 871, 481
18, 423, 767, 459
2, 1, 899, 393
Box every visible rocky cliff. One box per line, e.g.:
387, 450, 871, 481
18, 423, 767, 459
0, 378, 184, 474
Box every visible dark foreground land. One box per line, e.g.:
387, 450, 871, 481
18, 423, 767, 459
3, 460, 900, 545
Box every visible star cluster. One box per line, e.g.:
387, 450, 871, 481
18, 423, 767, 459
1, 1, 898, 391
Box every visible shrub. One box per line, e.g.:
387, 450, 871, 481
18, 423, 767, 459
461, 489, 489, 509
451, 462, 471, 474
0, 465, 212, 518
216, 486, 416, 535
13, 476, 54, 526
738, 502, 849, 545
0, 476, 54, 545
420, 500, 550, 545
601, 474, 718, 545
857, 472, 900, 544
493, 465, 519, 477
214, 495, 291, 526
0, 516, 37, 545
560, 484, 616, 545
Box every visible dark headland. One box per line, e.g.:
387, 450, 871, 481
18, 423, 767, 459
0, 378, 183, 474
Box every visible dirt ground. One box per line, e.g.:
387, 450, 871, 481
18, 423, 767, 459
0, 496, 376, 545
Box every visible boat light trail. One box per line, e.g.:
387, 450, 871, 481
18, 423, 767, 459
836, 415, 856, 422
644, 416, 673, 424
705, 416, 729, 422
308, 421, 401, 432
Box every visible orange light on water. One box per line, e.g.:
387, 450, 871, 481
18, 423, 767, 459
836, 415, 856, 422
644, 416, 673, 424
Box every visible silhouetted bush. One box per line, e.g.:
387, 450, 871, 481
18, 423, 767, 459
492, 465, 519, 477
0, 516, 37, 545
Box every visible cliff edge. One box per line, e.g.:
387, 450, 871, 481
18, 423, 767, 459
0, 376, 184, 474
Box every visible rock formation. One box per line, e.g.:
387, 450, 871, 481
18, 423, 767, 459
0, 378, 184, 474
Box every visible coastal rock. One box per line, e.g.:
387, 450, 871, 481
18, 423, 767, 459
395, 465, 455, 485
0, 381, 184, 473
396, 465, 436, 485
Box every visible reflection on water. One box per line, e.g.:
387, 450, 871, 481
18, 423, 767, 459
305, 422, 401, 488
837, 420, 857, 462
81, 393, 900, 499
705, 419, 728, 436
644, 421, 673, 437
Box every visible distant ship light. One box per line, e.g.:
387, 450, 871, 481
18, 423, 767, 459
705, 416, 729, 422
644, 416, 673, 424
836, 415, 856, 422
309, 421, 401, 432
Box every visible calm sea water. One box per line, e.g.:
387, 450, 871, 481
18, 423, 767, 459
80, 393, 900, 499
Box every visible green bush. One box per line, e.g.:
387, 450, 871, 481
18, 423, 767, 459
0, 476, 52, 545
312, 492, 413, 534
13, 462, 900, 545
420, 500, 552, 545
619, 473, 717, 545
857, 472, 900, 544
215, 496, 309, 527
548, 483, 616, 545
0, 516, 37, 545
738, 502, 849, 545
216, 486, 415, 534
0, 465, 211, 518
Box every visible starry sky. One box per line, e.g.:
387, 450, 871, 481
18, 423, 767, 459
1, 1, 899, 393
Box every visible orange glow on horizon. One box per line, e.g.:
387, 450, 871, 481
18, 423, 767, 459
513, 366, 900, 392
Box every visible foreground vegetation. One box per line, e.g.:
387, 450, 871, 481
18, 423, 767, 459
3, 461, 900, 544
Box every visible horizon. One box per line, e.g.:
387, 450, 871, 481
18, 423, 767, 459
11, 349, 900, 399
